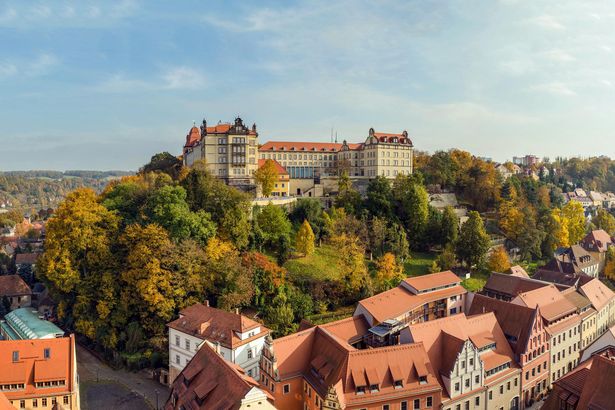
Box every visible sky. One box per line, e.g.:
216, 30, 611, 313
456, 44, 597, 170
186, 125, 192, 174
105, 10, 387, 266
1, 0, 615, 171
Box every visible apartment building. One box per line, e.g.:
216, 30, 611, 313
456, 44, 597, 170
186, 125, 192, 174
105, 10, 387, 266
165, 343, 275, 410
0, 335, 80, 410
183, 118, 259, 187
560, 288, 598, 350
166, 303, 270, 383
259, 315, 443, 410
406, 313, 522, 410
354, 270, 467, 327
469, 295, 550, 408
510, 285, 582, 385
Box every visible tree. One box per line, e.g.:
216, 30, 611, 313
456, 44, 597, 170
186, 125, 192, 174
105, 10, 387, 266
436, 245, 457, 271
254, 159, 279, 197
255, 204, 292, 252
393, 174, 429, 247
562, 201, 586, 244
455, 211, 490, 269
335, 172, 362, 215
441, 206, 459, 246
264, 287, 296, 337
295, 220, 316, 256
365, 176, 392, 219
604, 247, 615, 280
140, 152, 183, 180
592, 208, 615, 236
374, 253, 404, 291
498, 200, 524, 241
331, 234, 370, 295
487, 247, 511, 273
289, 198, 324, 240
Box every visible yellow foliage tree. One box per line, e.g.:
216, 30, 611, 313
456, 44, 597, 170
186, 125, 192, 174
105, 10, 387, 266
487, 247, 511, 273
562, 201, 586, 244
331, 233, 370, 292
498, 200, 524, 241
255, 159, 279, 197
375, 253, 404, 290
551, 210, 570, 248
604, 248, 615, 280
295, 220, 315, 256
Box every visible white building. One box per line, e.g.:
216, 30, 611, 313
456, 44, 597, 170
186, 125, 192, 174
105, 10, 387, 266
166, 302, 270, 384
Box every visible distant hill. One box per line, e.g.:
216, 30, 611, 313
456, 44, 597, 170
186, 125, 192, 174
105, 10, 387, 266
0, 170, 134, 212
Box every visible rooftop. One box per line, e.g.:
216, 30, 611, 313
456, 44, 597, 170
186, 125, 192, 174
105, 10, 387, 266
1, 308, 64, 340
0, 275, 31, 297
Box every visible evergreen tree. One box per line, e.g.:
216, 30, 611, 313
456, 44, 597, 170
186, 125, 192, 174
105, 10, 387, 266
455, 211, 490, 269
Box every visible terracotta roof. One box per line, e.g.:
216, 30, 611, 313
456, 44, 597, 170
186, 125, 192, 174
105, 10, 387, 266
402, 271, 461, 293
319, 315, 370, 345
260, 141, 343, 152
165, 343, 272, 410
541, 245, 598, 274
257, 159, 288, 175
562, 290, 592, 311
514, 284, 577, 322
532, 269, 593, 287
0, 392, 11, 410
508, 265, 529, 278
468, 294, 537, 357
581, 229, 614, 253
184, 125, 201, 148
0, 275, 32, 297
483, 272, 549, 299
14, 253, 39, 265
407, 313, 518, 398
166, 304, 269, 349
0, 335, 77, 400
579, 278, 615, 312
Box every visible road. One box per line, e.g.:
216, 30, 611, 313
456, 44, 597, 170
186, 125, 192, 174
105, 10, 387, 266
77, 344, 170, 410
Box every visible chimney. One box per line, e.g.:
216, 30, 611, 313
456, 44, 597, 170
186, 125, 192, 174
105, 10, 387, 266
205, 300, 210, 307
235, 308, 240, 315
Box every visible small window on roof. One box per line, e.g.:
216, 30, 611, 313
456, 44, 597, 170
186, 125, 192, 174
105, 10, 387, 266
419, 375, 428, 384
394, 380, 403, 389
12, 351, 19, 362
44, 348, 50, 359
356, 386, 366, 395
370, 384, 379, 393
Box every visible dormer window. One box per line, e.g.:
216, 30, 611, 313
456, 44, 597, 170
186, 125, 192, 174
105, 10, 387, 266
394, 380, 403, 389
370, 384, 379, 393
419, 376, 428, 385
356, 386, 366, 395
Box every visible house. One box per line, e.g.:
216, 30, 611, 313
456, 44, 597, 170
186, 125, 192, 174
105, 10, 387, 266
405, 313, 522, 410
560, 288, 598, 350
259, 315, 443, 410
257, 159, 290, 197
0, 275, 32, 310
428, 193, 469, 225
510, 284, 582, 385
540, 245, 600, 278
576, 278, 615, 337
603, 192, 615, 209
481, 272, 550, 302
468, 295, 549, 408
0, 308, 65, 340
14, 252, 40, 284
541, 347, 615, 410
354, 271, 467, 327
166, 303, 270, 383
508, 265, 530, 278
0, 334, 80, 409
165, 342, 275, 410
531, 270, 592, 288
579, 324, 615, 362
580, 229, 613, 272
495, 163, 522, 180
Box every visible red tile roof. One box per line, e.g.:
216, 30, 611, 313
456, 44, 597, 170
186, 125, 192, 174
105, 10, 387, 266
0, 392, 11, 410
14, 253, 39, 265
166, 303, 269, 349
260, 141, 343, 152
257, 159, 288, 175
0, 275, 32, 297
165, 343, 273, 410
402, 270, 461, 293
184, 126, 201, 148
581, 229, 613, 253
579, 278, 615, 311
514, 284, 577, 322
0, 335, 77, 400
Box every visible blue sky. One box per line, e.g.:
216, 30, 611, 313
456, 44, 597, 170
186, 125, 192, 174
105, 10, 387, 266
1, 0, 615, 170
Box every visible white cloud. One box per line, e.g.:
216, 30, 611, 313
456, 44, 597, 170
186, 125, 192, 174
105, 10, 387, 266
26, 53, 59, 76
531, 82, 576, 96
543, 49, 575, 63
0, 62, 18, 78
94, 67, 206, 93
529, 15, 565, 30
162, 67, 205, 90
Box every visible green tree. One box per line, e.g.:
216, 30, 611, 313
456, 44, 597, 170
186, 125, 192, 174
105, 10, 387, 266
393, 174, 429, 247
140, 152, 183, 180
335, 172, 362, 215
365, 176, 393, 219
254, 159, 279, 197
436, 245, 457, 271
264, 287, 296, 337
592, 208, 615, 236
455, 211, 490, 269
289, 198, 325, 240
255, 204, 292, 251
441, 206, 459, 246
295, 220, 316, 256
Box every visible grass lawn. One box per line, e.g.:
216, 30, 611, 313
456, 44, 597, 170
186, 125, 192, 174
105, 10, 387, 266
404, 251, 438, 277
461, 270, 490, 292
284, 244, 343, 281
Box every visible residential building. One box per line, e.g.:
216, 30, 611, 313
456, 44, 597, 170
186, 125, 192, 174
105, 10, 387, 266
560, 288, 598, 350
406, 313, 522, 410
0, 275, 32, 310
577, 278, 615, 336
481, 272, 550, 302
510, 285, 582, 385
165, 343, 275, 410
259, 315, 443, 410
541, 347, 615, 410
183, 118, 259, 188
580, 229, 613, 272
257, 159, 290, 197
166, 303, 270, 384
508, 265, 530, 278
579, 324, 615, 362
539, 245, 600, 278
0, 308, 64, 340
468, 295, 549, 408
354, 270, 467, 327
0, 334, 80, 409
495, 163, 522, 180
512, 155, 539, 167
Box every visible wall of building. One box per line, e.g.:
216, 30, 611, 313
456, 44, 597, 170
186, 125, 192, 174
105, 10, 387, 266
485, 372, 521, 410
549, 324, 581, 385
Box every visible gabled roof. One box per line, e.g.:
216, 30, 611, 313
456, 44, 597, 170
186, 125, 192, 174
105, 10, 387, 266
402, 271, 461, 293
508, 265, 529, 278
257, 159, 288, 175
0, 275, 32, 296
260, 141, 343, 152
0, 335, 77, 399
581, 229, 613, 253
167, 303, 269, 349
14, 252, 39, 265
532, 269, 593, 287
165, 343, 272, 410
513, 284, 577, 322
0, 391, 11, 410
468, 294, 537, 357
579, 278, 615, 312
483, 272, 548, 298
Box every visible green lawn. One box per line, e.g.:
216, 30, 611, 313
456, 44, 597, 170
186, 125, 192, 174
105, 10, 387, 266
404, 251, 438, 277
284, 244, 343, 281
461, 270, 490, 292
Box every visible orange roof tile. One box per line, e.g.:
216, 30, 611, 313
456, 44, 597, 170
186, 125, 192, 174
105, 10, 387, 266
260, 141, 343, 152
257, 158, 288, 175
0, 392, 12, 410
0, 275, 31, 297
514, 284, 577, 321
402, 271, 461, 293
579, 278, 615, 312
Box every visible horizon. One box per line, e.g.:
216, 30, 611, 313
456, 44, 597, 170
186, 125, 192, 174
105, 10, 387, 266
2, 0, 615, 170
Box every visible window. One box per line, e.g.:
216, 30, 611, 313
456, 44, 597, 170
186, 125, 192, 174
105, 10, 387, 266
33, 399, 38, 408
465, 379, 470, 388
44, 348, 50, 359
175, 335, 180, 346
283, 384, 290, 394
63, 396, 69, 405
42, 399, 47, 407
394, 380, 403, 389
248, 349, 253, 360
461, 360, 465, 369
469, 358, 474, 366
475, 397, 480, 406
370, 384, 379, 393
383, 405, 390, 410
175, 355, 180, 364
356, 386, 366, 395
12, 351, 18, 362
455, 382, 460, 391
427, 396, 433, 407
500, 386, 504, 394
413, 399, 420, 409
489, 391, 493, 400
475, 375, 479, 383
20, 400, 25, 409
185, 339, 190, 351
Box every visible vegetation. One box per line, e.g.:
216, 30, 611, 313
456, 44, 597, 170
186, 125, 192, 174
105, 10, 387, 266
254, 159, 278, 197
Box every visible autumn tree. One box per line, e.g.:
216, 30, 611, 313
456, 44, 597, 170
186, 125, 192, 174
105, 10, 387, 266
296, 220, 315, 256
456, 211, 490, 269
393, 174, 429, 247
562, 201, 586, 244
374, 252, 404, 291
591, 208, 615, 236
255, 159, 279, 197
331, 234, 371, 296
487, 247, 511, 273
604, 247, 615, 280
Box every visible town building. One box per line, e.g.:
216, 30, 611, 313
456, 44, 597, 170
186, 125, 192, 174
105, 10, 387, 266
510, 284, 582, 385
468, 295, 549, 408
579, 229, 613, 272
165, 342, 275, 410
512, 155, 539, 168
166, 303, 270, 384
560, 288, 598, 350
481, 272, 550, 302
495, 163, 522, 180
183, 118, 259, 188
0, 308, 64, 340
257, 159, 290, 197
0, 275, 32, 310
541, 347, 615, 410
0, 334, 80, 409
354, 270, 467, 327
579, 324, 615, 362
539, 245, 600, 278
405, 313, 522, 410
259, 315, 443, 410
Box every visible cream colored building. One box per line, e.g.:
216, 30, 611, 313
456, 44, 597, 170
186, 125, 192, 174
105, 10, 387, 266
183, 117, 259, 188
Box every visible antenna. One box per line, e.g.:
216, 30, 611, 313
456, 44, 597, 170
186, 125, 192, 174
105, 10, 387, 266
330, 127, 333, 143
335, 131, 338, 144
